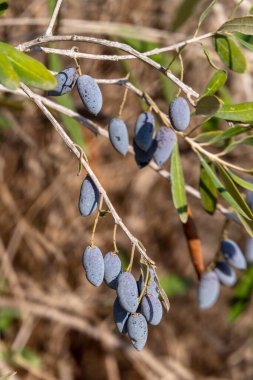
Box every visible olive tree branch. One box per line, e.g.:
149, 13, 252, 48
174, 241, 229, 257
21, 32, 214, 62
0, 83, 235, 221
17, 35, 199, 101
19, 83, 156, 267
45, 0, 64, 37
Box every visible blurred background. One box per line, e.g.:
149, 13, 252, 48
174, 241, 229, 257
0, 0, 253, 379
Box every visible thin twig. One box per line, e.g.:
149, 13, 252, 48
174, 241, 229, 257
17, 35, 199, 100
45, 0, 63, 36
24, 32, 214, 62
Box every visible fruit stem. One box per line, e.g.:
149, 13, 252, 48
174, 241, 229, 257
113, 223, 119, 253
118, 76, 129, 117
126, 243, 136, 272
90, 195, 104, 247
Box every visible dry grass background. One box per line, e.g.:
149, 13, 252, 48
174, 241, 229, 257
0, 0, 253, 379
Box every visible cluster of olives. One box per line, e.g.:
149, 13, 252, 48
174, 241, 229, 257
198, 239, 247, 309
79, 175, 163, 351
48, 67, 102, 116
48, 67, 191, 169
108, 97, 190, 168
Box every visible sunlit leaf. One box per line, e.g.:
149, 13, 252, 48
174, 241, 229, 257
0, 41, 57, 90
171, 141, 188, 223
216, 102, 253, 122
214, 35, 247, 73
203, 70, 227, 96
227, 170, 253, 191
0, 51, 20, 90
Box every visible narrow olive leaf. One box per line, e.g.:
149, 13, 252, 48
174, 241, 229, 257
234, 33, 253, 51
171, 0, 199, 31
195, 0, 217, 36
214, 35, 247, 73
203, 70, 227, 96
195, 95, 221, 116
171, 141, 188, 223
226, 170, 253, 192
199, 163, 217, 214
0, 51, 20, 90
194, 131, 223, 143
217, 163, 253, 220
219, 135, 253, 156
207, 125, 247, 145
235, 212, 253, 238
196, 153, 252, 219
216, 102, 253, 122
218, 16, 253, 35
0, 42, 57, 90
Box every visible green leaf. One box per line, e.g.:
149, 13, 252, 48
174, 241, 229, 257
195, 0, 217, 36
227, 170, 253, 191
0, 1, 8, 16
196, 153, 252, 219
48, 0, 57, 15
199, 163, 217, 214
217, 163, 253, 220
159, 274, 191, 297
219, 16, 253, 35
0, 51, 20, 90
219, 135, 253, 155
0, 42, 57, 90
216, 102, 253, 122
171, 0, 199, 31
214, 35, 247, 73
171, 141, 188, 223
195, 95, 221, 116
194, 130, 223, 143
235, 212, 253, 237
206, 125, 247, 145
235, 33, 253, 52
229, 266, 253, 322
203, 70, 227, 96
